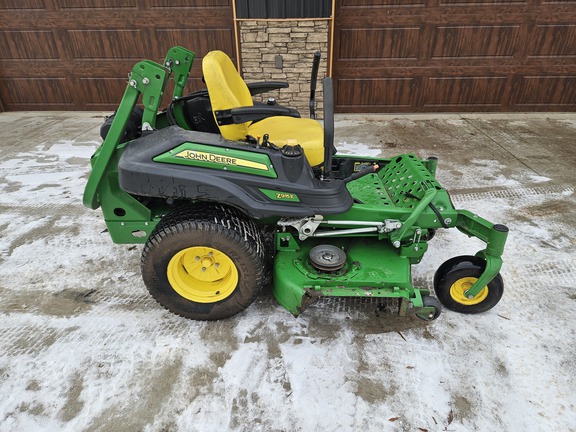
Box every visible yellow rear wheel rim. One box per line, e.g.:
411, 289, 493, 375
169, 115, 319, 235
449, 276, 489, 305
167, 246, 238, 303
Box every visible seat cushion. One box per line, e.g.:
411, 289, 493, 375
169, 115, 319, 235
203, 50, 253, 141
248, 116, 324, 167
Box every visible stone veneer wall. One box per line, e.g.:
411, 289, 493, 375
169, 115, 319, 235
239, 20, 329, 119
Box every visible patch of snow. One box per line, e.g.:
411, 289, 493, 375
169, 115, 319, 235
335, 140, 382, 157
0, 128, 575, 432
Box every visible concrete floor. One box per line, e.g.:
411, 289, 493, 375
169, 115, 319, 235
0, 111, 575, 431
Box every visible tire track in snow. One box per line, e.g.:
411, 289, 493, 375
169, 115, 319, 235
451, 184, 574, 202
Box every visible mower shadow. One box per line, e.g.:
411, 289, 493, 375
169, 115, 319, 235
254, 287, 430, 335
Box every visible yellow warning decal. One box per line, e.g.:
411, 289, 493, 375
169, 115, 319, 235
174, 150, 269, 171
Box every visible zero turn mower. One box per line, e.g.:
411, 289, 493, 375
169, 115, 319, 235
84, 46, 508, 321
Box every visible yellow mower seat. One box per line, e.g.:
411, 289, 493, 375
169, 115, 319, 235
202, 50, 325, 167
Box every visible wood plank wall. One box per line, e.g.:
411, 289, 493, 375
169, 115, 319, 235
0, 0, 235, 111
333, 0, 576, 112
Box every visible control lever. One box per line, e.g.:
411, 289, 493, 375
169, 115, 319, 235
261, 133, 269, 147
260, 134, 280, 151
309, 51, 321, 119
343, 164, 380, 184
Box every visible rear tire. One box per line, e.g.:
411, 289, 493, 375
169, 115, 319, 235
141, 204, 266, 320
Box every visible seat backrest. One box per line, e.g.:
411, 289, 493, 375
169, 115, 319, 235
202, 50, 253, 141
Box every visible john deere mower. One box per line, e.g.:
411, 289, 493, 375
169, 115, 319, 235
83, 46, 508, 321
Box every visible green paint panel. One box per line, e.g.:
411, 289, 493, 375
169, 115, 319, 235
272, 235, 430, 315
343, 154, 459, 232
154, 143, 277, 178
346, 172, 393, 207
83, 58, 170, 210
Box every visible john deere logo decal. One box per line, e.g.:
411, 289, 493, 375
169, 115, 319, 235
174, 150, 269, 172
153, 143, 277, 178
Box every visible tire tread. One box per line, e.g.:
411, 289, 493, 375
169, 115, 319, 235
141, 203, 266, 320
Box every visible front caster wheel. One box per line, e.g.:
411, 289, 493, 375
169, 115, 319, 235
415, 296, 442, 321
434, 255, 504, 314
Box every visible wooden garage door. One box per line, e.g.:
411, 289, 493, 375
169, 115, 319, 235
0, 0, 235, 111
333, 0, 576, 113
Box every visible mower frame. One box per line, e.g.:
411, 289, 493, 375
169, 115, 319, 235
83, 46, 508, 320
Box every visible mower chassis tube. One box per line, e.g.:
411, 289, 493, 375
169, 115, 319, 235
456, 210, 509, 297
389, 187, 437, 246
83, 86, 139, 210
83, 60, 168, 210
165, 46, 195, 128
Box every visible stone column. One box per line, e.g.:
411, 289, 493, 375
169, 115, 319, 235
239, 20, 329, 119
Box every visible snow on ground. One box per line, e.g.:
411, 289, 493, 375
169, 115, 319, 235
0, 116, 575, 432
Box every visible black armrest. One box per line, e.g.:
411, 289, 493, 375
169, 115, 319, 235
246, 81, 289, 96
215, 105, 300, 125
183, 81, 288, 101
187, 88, 209, 98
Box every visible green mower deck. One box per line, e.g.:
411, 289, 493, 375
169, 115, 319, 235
274, 236, 422, 314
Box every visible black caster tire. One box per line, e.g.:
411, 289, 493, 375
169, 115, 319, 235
434, 255, 504, 314
141, 204, 266, 320
416, 295, 442, 321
